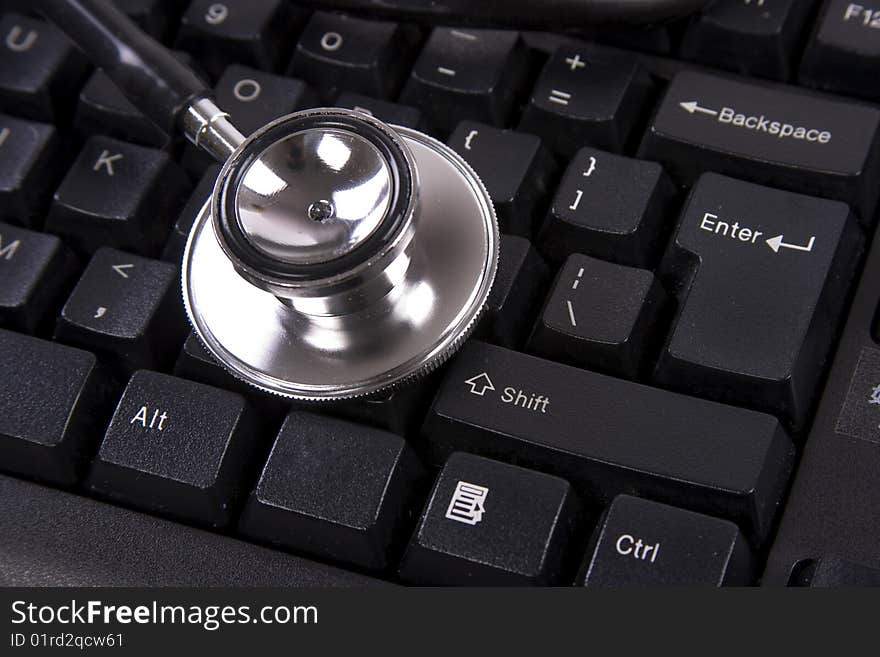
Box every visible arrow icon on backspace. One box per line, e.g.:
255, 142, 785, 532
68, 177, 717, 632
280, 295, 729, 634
112, 263, 134, 278
679, 101, 718, 116
765, 235, 816, 254
464, 372, 495, 396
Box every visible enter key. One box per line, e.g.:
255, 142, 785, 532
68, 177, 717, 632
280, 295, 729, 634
655, 172, 862, 432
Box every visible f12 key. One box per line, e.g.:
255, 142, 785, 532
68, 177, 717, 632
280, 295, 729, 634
800, 0, 880, 101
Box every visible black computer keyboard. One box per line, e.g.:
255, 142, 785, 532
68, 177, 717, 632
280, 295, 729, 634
0, 0, 879, 587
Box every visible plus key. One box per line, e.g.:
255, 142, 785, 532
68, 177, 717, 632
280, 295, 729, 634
519, 46, 652, 156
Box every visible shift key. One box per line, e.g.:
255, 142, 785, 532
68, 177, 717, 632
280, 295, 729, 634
639, 70, 880, 223
421, 340, 795, 544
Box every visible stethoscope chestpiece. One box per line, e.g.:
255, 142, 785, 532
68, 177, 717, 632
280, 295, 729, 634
182, 108, 499, 400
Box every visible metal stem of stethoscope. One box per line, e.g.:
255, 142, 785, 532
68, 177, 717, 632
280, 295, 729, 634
180, 98, 247, 163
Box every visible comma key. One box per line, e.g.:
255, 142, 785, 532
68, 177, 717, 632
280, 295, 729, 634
55, 248, 188, 374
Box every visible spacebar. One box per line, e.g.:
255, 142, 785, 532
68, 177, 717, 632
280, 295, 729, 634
0, 475, 387, 586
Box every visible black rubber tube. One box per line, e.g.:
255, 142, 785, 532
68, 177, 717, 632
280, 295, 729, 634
35, 0, 208, 137
298, 0, 713, 27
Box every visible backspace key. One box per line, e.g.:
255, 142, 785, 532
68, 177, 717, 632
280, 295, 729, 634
639, 70, 880, 223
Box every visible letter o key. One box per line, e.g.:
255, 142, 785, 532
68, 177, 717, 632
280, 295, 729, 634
233, 79, 261, 102
320, 31, 343, 51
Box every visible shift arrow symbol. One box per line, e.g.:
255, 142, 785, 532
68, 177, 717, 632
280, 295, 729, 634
679, 101, 718, 116
464, 372, 495, 396
765, 235, 816, 254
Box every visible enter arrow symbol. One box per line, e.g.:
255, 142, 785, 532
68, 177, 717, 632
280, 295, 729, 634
765, 235, 816, 254
679, 100, 718, 116
464, 372, 495, 396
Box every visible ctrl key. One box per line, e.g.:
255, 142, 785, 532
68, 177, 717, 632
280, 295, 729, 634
579, 496, 754, 587
399, 452, 583, 586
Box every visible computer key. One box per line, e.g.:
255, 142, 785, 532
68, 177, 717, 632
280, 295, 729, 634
538, 147, 676, 267
46, 135, 191, 256
638, 70, 880, 222
654, 173, 862, 431
174, 330, 434, 434
240, 412, 425, 570
0, 13, 90, 122
0, 222, 76, 334
0, 113, 65, 228
800, 0, 880, 101
528, 255, 667, 380
173, 330, 292, 426
55, 248, 187, 373
399, 452, 582, 585
475, 235, 549, 349
794, 556, 880, 587
400, 28, 530, 134
75, 70, 169, 148
161, 167, 218, 263
578, 495, 754, 587
519, 46, 652, 156
447, 121, 555, 235
214, 65, 315, 136
182, 66, 315, 175
113, 0, 176, 38
0, 474, 387, 586
576, 23, 676, 55
290, 12, 421, 102
421, 340, 794, 544
176, 0, 307, 78
324, 380, 441, 436
335, 92, 427, 132
174, 330, 256, 391
87, 370, 259, 528
680, 0, 814, 81
0, 329, 111, 486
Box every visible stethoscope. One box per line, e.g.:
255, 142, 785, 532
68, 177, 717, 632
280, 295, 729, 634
37, 0, 707, 401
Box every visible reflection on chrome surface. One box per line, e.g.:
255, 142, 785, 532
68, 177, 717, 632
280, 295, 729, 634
235, 129, 392, 265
